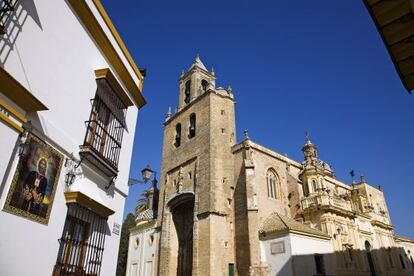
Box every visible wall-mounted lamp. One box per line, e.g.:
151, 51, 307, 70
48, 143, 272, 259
64, 155, 82, 186
141, 165, 154, 183
18, 139, 30, 157
129, 165, 155, 186
18, 121, 32, 158
65, 171, 76, 185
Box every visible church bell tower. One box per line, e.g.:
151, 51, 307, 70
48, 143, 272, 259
156, 56, 237, 276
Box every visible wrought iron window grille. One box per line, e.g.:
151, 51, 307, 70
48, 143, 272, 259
81, 79, 127, 173
0, 0, 18, 34
53, 203, 107, 276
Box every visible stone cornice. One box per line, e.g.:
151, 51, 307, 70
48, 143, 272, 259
371, 220, 393, 230
129, 220, 157, 234
164, 89, 234, 126
231, 140, 302, 169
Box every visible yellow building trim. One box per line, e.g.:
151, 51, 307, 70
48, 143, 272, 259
0, 112, 23, 132
91, 0, 144, 88
0, 67, 48, 112
64, 191, 115, 217
0, 98, 27, 132
67, 0, 146, 108
0, 98, 27, 123
95, 68, 133, 106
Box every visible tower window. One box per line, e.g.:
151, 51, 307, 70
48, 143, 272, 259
189, 113, 196, 138
184, 80, 191, 104
201, 79, 209, 92
266, 169, 279, 199
175, 124, 181, 147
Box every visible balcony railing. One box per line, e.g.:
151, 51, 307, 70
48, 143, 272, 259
79, 79, 127, 177
301, 193, 354, 213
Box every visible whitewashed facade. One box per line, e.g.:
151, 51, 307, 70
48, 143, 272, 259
260, 233, 335, 276
127, 221, 159, 276
0, 1, 145, 275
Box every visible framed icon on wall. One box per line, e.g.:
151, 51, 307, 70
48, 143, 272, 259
3, 133, 63, 224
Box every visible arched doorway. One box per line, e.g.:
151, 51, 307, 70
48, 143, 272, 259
169, 194, 195, 276
365, 241, 376, 276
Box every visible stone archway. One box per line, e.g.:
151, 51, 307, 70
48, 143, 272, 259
168, 193, 195, 276
365, 241, 376, 276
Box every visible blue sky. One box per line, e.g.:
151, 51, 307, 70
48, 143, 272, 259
101, 0, 414, 237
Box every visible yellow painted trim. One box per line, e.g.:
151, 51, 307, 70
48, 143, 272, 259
0, 67, 48, 112
67, 0, 146, 108
0, 98, 27, 123
91, 0, 144, 86
95, 68, 133, 106
64, 191, 115, 217
0, 112, 23, 132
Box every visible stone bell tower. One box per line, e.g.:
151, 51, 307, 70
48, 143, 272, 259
156, 56, 237, 276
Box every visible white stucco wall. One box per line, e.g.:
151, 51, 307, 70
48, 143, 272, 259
261, 233, 335, 276
0, 1, 141, 275
261, 235, 293, 276
290, 234, 335, 276
126, 225, 158, 276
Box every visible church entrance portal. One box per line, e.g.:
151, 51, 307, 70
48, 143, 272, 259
365, 241, 376, 276
172, 199, 194, 276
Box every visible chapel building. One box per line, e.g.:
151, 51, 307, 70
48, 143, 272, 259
127, 57, 414, 276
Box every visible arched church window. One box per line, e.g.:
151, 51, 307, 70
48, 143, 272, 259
184, 80, 191, 104
134, 238, 140, 249
201, 79, 209, 92
311, 179, 317, 193
365, 241, 372, 252
266, 169, 279, 199
189, 113, 196, 138
175, 124, 181, 147
303, 182, 309, 197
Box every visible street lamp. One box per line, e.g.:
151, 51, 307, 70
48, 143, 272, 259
129, 165, 158, 215
129, 165, 156, 185
141, 165, 154, 183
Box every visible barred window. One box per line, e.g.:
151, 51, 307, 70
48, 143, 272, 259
82, 78, 127, 171
53, 203, 107, 276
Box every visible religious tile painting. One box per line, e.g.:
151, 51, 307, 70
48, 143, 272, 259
3, 133, 63, 224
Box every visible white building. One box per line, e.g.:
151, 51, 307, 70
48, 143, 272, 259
126, 180, 159, 276
259, 213, 336, 276
0, 0, 146, 275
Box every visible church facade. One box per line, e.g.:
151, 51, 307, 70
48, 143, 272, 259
128, 57, 414, 276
